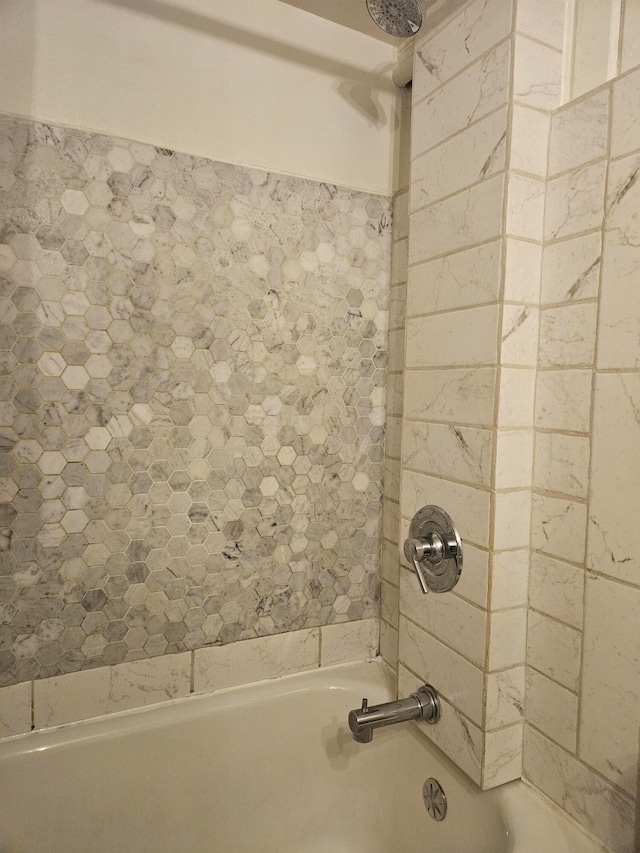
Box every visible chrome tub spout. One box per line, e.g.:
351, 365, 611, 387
348, 684, 440, 743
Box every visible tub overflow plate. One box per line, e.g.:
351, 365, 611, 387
423, 778, 447, 821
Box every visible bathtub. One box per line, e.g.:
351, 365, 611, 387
0, 660, 606, 853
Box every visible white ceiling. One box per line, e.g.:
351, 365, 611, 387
278, 0, 405, 45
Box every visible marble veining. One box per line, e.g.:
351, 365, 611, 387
414, 0, 512, 100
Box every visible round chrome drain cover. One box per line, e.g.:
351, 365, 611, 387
423, 778, 447, 821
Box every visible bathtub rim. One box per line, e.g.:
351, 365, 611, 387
0, 657, 390, 758
0, 657, 613, 852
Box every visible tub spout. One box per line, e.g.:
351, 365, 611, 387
347, 685, 440, 743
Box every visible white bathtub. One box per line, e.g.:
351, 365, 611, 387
0, 660, 607, 852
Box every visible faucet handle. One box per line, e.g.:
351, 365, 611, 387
360, 698, 369, 713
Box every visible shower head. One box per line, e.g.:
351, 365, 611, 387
366, 0, 423, 38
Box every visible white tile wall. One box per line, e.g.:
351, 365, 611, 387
413, 0, 512, 100
0, 682, 31, 738
34, 653, 191, 728
408, 242, 502, 314
412, 42, 511, 157
524, 727, 636, 853
579, 576, 640, 797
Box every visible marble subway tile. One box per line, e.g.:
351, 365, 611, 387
399, 616, 484, 724
497, 368, 536, 428
380, 580, 399, 629
399, 664, 482, 786
598, 153, 640, 369
403, 367, 497, 427
407, 241, 502, 316
412, 42, 511, 158
382, 497, 400, 544
491, 550, 529, 610
513, 36, 562, 111
406, 305, 499, 368
506, 174, 546, 241
535, 369, 592, 433
545, 160, 607, 241
409, 175, 505, 266
493, 491, 532, 551
381, 539, 400, 586
0, 682, 31, 739
379, 620, 398, 670
516, 0, 566, 49
413, 0, 512, 100
529, 552, 584, 630
391, 237, 409, 285
611, 66, 640, 159
386, 370, 405, 417
485, 667, 525, 729
401, 470, 491, 549
400, 569, 487, 667
531, 493, 587, 564
503, 240, 542, 303
579, 574, 640, 797
388, 286, 407, 332
524, 726, 636, 853
483, 723, 523, 788
509, 105, 551, 178
393, 190, 409, 241
34, 653, 191, 727
488, 608, 527, 669
539, 302, 598, 368
527, 611, 581, 691
453, 544, 489, 609
319, 619, 379, 667
383, 456, 400, 503
588, 374, 640, 586
534, 432, 590, 499
500, 305, 539, 367
495, 430, 534, 489
410, 108, 507, 211
541, 231, 602, 305
526, 667, 578, 752
402, 420, 493, 488
385, 414, 402, 461
194, 629, 319, 694
621, 6, 640, 74
548, 89, 610, 178
387, 328, 405, 373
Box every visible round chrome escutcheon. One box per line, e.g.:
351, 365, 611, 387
423, 778, 447, 821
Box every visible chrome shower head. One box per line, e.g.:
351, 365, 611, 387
366, 0, 423, 38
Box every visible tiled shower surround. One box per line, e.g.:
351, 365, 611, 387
0, 114, 391, 686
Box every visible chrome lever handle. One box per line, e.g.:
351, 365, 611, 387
410, 554, 430, 594
404, 539, 429, 595
404, 536, 442, 594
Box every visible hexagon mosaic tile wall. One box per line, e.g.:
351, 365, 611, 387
0, 114, 391, 686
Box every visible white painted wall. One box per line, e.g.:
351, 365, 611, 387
0, 0, 400, 193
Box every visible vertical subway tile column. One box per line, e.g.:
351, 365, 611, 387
484, 0, 565, 789
379, 186, 409, 671
522, 67, 638, 852
0, 114, 392, 690
400, 0, 565, 789
400, 0, 510, 788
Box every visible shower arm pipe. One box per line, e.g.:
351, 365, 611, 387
392, 49, 414, 87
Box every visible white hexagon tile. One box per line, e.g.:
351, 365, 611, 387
0, 114, 392, 685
